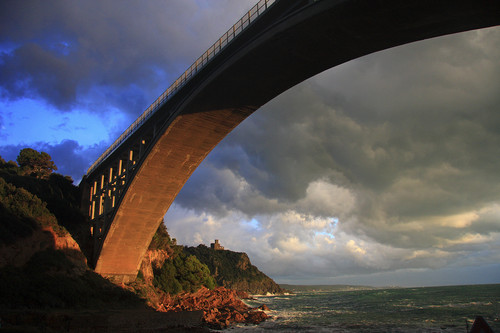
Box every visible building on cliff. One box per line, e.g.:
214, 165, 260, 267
210, 239, 224, 250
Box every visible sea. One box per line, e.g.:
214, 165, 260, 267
230, 284, 500, 332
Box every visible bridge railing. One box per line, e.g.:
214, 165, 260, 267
87, 0, 277, 175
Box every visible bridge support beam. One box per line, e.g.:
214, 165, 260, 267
93, 107, 254, 282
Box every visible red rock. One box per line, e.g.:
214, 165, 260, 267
246, 310, 269, 324
233, 312, 245, 322
159, 286, 269, 328
236, 290, 250, 299
257, 304, 270, 311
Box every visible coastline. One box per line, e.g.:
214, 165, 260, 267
156, 286, 269, 330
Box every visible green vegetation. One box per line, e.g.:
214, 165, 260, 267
148, 221, 176, 252
153, 254, 216, 295
184, 245, 284, 294
0, 177, 65, 245
145, 225, 283, 296
16, 147, 57, 179
149, 223, 216, 295
0, 150, 88, 252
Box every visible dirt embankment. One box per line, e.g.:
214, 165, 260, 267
0, 226, 87, 272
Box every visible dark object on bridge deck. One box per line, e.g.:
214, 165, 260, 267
470, 316, 494, 333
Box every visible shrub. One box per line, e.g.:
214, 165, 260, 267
0, 169, 83, 237
154, 259, 183, 295
148, 222, 173, 250
0, 178, 66, 239
153, 254, 216, 295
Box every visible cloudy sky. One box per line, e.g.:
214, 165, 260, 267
1, 1, 499, 287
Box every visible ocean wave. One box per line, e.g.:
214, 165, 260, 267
228, 285, 499, 332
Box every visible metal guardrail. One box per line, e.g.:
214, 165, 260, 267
87, 0, 277, 175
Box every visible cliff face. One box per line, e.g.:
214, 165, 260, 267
184, 245, 284, 295
139, 249, 171, 283
133, 247, 270, 329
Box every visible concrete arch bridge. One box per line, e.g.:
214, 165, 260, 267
80, 0, 500, 282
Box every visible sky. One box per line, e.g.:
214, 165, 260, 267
1, 1, 500, 287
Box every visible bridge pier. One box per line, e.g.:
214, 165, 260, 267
82, 129, 159, 271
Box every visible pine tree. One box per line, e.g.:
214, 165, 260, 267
16, 148, 57, 179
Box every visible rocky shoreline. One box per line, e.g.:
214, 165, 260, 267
158, 286, 269, 329
0, 288, 270, 332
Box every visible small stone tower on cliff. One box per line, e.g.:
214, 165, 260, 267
210, 239, 224, 250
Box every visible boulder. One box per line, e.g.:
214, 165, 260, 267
257, 304, 270, 311
160, 286, 269, 329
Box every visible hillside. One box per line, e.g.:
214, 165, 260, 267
279, 284, 375, 292
184, 244, 284, 295
0, 159, 166, 331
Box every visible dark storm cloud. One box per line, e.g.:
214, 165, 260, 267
178, 26, 500, 220
0, 43, 79, 109
0, 0, 255, 114
168, 26, 500, 282
41, 140, 108, 182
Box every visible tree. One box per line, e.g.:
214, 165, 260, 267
153, 254, 216, 295
153, 260, 183, 295
148, 221, 173, 250
176, 255, 216, 292
0, 156, 20, 175
16, 148, 57, 179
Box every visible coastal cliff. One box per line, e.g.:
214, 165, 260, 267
184, 244, 285, 295
134, 244, 269, 329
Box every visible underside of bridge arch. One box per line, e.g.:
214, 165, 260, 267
91, 0, 500, 282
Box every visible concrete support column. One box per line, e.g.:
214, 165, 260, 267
99, 194, 104, 216
128, 150, 134, 169
88, 185, 94, 218
91, 200, 96, 220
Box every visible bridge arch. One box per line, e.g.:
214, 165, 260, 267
83, 0, 500, 282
